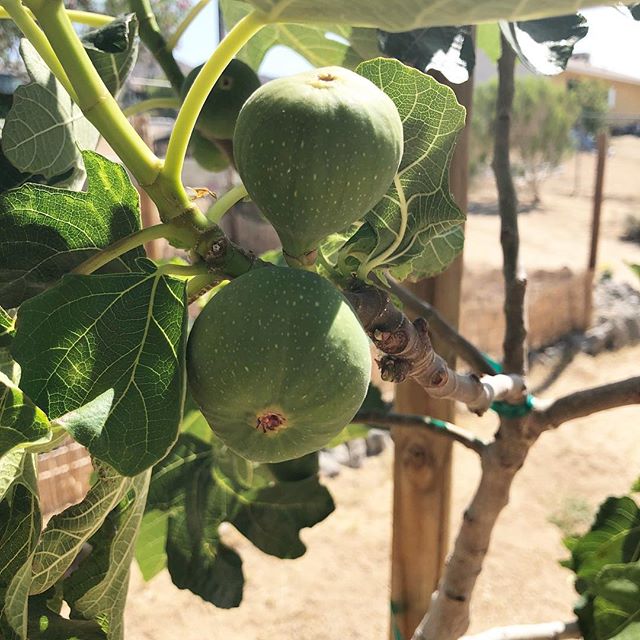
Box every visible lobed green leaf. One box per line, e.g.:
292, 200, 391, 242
1, 40, 99, 189
12, 268, 188, 476
0, 306, 15, 347
64, 471, 151, 640
591, 563, 640, 639
242, 0, 618, 31
378, 27, 475, 83
82, 14, 140, 96
0, 454, 40, 640
220, 0, 375, 70
0, 151, 144, 308
0, 372, 51, 458
30, 462, 132, 595
501, 14, 589, 76
27, 590, 107, 639
141, 432, 334, 606
336, 58, 466, 282
567, 496, 640, 592
135, 510, 170, 581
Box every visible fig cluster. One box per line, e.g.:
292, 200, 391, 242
187, 65, 404, 461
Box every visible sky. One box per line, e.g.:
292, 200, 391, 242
173, 3, 640, 80
173, 1, 311, 77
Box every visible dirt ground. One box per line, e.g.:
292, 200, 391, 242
463, 135, 640, 284
124, 138, 640, 639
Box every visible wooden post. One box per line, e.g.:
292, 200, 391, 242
583, 130, 608, 328
390, 71, 474, 639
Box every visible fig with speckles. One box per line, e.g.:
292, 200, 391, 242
233, 66, 404, 266
182, 58, 261, 141
186, 268, 371, 463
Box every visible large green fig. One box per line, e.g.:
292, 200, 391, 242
233, 66, 404, 264
187, 268, 371, 463
182, 58, 261, 140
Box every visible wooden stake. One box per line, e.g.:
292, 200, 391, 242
390, 70, 474, 640
584, 130, 608, 328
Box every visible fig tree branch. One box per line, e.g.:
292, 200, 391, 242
530, 375, 640, 434
492, 27, 527, 377
354, 411, 487, 454
345, 284, 526, 415
163, 10, 266, 190
128, 0, 185, 93
412, 36, 529, 640
386, 279, 498, 375
461, 620, 581, 640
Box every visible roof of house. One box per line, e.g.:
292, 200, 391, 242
564, 60, 640, 86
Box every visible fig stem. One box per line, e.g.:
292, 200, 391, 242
358, 174, 407, 279
0, 0, 75, 99
186, 273, 228, 303
205, 183, 249, 223
70, 223, 196, 275
163, 9, 267, 189
0, 5, 113, 28
123, 97, 181, 118
156, 263, 210, 278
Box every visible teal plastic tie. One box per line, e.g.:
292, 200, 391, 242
491, 394, 535, 418
390, 602, 405, 640
481, 354, 534, 417
482, 353, 503, 374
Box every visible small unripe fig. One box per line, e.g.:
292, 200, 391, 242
233, 66, 404, 263
186, 268, 371, 463
189, 131, 230, 172
182, 58, 261, 140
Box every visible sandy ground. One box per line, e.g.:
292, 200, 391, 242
462, 135, 640, 283
125, 347, 640, 639
124, 139, 640, 639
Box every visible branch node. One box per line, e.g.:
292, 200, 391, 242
378, 356, 410, 383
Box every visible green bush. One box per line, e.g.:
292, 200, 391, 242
471, 77, 579, 202
568, 77, 610, 136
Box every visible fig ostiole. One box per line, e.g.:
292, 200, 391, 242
233, 65, 404, 266
186, 268, 371, 463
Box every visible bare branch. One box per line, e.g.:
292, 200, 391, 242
354, 411, 487, 454
491, 30, 527, 376
386, 279, 497, 376
461, 620, 581, 640
411, 428, 533, 640
345, 285, 526, 415
413, 35, 533, 640
530, 376, 640, 434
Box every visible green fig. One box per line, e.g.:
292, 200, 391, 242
187, 267, 371, 463
233, 66, 404, 264
182, 58, 261, 140
190, 131, 229, 172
